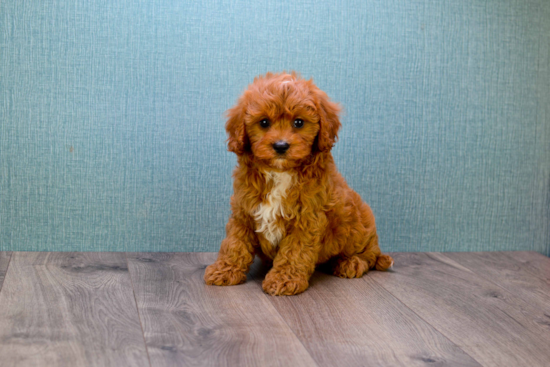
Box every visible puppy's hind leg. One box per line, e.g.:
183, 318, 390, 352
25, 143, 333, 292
331, 234, 394, 278
331, 255, 370, 278
374, 253, 394, 271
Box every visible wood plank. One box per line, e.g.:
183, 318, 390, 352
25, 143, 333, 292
126, 252, 317, 367
0, 252, 12, 292
502, 251, 550, 283
444, 252, 550, 318
256, 267, 481, 367
0, 252, 150, 367
370, 252, 550, 367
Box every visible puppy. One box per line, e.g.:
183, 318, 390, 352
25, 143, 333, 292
204, 72, 393, 296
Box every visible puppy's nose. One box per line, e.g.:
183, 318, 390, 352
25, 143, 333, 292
273, 140, 290, 154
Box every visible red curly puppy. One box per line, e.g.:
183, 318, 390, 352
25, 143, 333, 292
204, 72, 393, 296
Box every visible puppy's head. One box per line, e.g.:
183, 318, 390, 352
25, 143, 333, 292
225, 72, 341, 169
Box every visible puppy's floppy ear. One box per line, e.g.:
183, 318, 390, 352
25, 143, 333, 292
313, 88, 342, 152
225, 101, 248, 155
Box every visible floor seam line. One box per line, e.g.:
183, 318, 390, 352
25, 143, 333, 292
249, 264, 321, 367
0, 252, 14, 295
262, 291, 321, 367
368, 253, 485, 367
125, 252, 153, 367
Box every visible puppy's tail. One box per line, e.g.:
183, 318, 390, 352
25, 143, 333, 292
375, 254, 394, 271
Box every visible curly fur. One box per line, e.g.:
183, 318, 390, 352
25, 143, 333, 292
204, 72, 393, 296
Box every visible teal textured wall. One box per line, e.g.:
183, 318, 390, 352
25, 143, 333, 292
1, 0, 549, 254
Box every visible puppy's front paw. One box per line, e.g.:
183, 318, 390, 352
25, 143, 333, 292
262, 271, 309, 296
204, 262, 247, 286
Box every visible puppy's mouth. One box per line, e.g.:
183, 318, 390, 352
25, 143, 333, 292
250, 142, 304, 169
269, 156, 285, 167
270, 155, 304, 170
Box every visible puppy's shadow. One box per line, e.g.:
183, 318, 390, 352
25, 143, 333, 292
310, 263, 336, 288
316, 262, 333, 275
247, 258, 272, 282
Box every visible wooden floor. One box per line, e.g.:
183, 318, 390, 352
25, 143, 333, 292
0, 252, 548, 367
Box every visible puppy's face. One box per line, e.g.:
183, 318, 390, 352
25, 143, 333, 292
226, 72, 341, 170
243, 79, 321, 170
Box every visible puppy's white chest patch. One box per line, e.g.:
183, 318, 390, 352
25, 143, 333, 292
254, 171, 294, 247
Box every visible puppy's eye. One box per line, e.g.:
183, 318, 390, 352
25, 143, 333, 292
293, 119, 304, 128
259, 119, 270, 128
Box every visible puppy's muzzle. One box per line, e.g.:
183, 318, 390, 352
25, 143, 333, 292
273, 141, 290, 155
